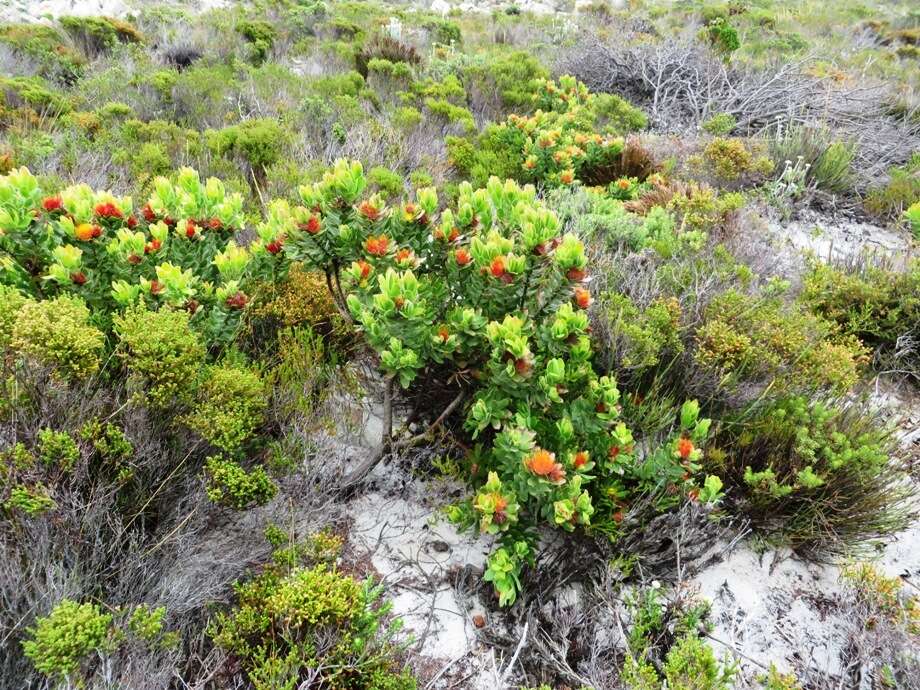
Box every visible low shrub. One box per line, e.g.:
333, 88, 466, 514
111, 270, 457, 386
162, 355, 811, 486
59, 16, 143, 58
769, 125, 856, 196
0, 24, 85, 83
10, 295, 105, 380
209, 532, 415, 689
21, 600, 113, 681
701, 112, 736, 135
37, 428, 80, 471
237, 19, 277, 65
356, 34, 420, 78
183, 362, 267, 453
207, 118, 290, 189
204, 456, 277, 509
864, 154, 920, 218
711, 396, 916, 555
801, 260, 920, 380
695, 137, 774, 184
114, 305, 205, 410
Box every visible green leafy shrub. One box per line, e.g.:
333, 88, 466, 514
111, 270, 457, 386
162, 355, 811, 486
37, 429, 80, 472
114, 306, 205, 409
4, 484, 56, 516
801, 260, 919, 379
207, 119, 290, 188
0, 284, 28, 350
59, 16, 143, 58
281, 160, 721, 604
905, 201, 920, 238
448, 76, 645, 189
11, 295, 104, 380
0, 75, 72, 115
184, 362, 267, 452
204, 456, 277, 509
0, 24, 85, 83
697, 137, 774, 183
80, 420, 134, 465
706, 17, 740, 56
237, 19, 277, 65
356, 34, 420, 78
466, 49, 547, 110
693, 289, 868, 394
22, 600, 113, 681
712, 396, 916, 554
701, 113, 736, 135
209, 534, 415, 689
864, 155, 920, 217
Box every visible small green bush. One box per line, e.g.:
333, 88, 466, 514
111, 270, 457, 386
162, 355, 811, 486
210, 541, 415, 690
865, 155, 920, 217
237, 19, 277, 65
706, 17, 740, 56
0, 75, 72, 115
59, 16, 143, 58
4, 484, 56, 516
114, 306, 205, 409
11, 296, 105, 380
0, 284, 28, 350
37, 429, 80, 472
0, 24, 85, 83
22, 600, 113, 680
183, 362, 267, 452
701, 113, 736, 136
204, 456, 277, 509
208, 118, 290, 187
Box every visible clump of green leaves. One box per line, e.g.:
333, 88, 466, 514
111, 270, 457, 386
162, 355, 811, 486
209, 532, 415, 689
22, 600, 113, 681
184, 362, 267, 453
204, 456, 277, 509
37, 429, 80, 471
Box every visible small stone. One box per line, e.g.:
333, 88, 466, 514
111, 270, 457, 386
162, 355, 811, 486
430, 540, 450, 553
472, 613, 486, 628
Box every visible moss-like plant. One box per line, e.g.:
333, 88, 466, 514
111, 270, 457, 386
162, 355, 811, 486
204, 456, 277, 509
21, 600, 113, 680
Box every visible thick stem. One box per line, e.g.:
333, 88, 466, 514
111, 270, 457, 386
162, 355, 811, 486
340, 387, 466, 489
325, 269, 352, 321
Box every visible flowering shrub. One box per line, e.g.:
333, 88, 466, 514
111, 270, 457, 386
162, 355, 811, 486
0, 166, 270, 347
447, 75, 646, 188
282, 160, 720, 604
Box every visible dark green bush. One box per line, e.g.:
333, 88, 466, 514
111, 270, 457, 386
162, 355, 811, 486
237, 19, 278, 65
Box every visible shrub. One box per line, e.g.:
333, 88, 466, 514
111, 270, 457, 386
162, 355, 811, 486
466, 49, 547, 111
59, 16, 143, 58
0, 284, 27, 350
183, 362, 267, 453
706, 17, 740, 56
0, 75, 71, 114
864, 155, 920, 217
769, 126, 856, 196
237, 19, 277, 65
209, 535, 415, 689
701, 113, 736, 135
801, 260, 919, 379
712, 396, 916, 554
114, 306, 205, 409
22, 600, 113, 680
0, 24, 85, 83
905, 201, 920, 238
37, 429, 80, 472
280, 161, 721, 604
4, 484, 56, 516
11, 295, 105, 380
368, 165, 405, 200
204, 456, 277, 509
693, 289, 867, 394
80, 420, 134, 465
356, 34, 420, 78
207, 119, 290, 188
698, 137, 774, 183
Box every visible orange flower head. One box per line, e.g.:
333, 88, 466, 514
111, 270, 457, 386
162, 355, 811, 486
455, 248, 472, 266
490, 256, 506, 278
359, 200, 382, 221
142, 204, 156, 222
616, 179, 631, 191
437, 326, 450, 342
609, 445, 620, 459
566, 267, 586, 282
574, 287, 592, 309
94, 201, 123, 219
70, 271, 86, 285
448, 226, 460, 242
526, 449, 566, 482
677, 437, 694, 460
266, 239, 284, 254
559, 169, 575, 185
365, 235, 390, 257
185, 220, 197, 238
396, 248, 413, 264
356, 260, 372, 280
74, 223, 97, 241
305, 215, 321, 234
573, 451, 589, 469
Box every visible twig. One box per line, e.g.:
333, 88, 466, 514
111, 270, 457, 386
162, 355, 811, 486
498, 621, 529, 688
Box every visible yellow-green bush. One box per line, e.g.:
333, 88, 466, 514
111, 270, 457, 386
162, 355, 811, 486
11, 296, 105, 380
184, 362, 267, 453
21, 600, 113, 680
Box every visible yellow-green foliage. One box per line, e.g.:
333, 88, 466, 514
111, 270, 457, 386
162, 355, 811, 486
842, 562, 920, 634
254, 263, 348, 343
694, 290, 867, 392
0, 284, 27, 350
604, 293, 683, 370
667, 185, 744, 232
4, 484, 56, 516
11, 296, 105, 380
210, 546, 415, 690
114, 306, 205, 409
204, 456, 277, 509
22, 600, 113, 680
699, 137, 774, 181
184, 363, 267, 452
37, 429, 80, 471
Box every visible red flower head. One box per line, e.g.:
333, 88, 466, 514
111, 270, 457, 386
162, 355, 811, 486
448, 226, 460, 242
142, 204, 156, 222
144, 238, 161, 254
126, 215, 138, 229
514, 357, 532, 377
149, 280, 164, 295
42, 196, 63, 213
613, 511, 624, 524
185, 220, 197, 239
677, 437, 695, 460
94, 202, 123, 220
364, 234, 390, 257
574, 287, 592, 309
184, 299, 200, 314
394, 296, 405, 310
396, 248, 414, 264
526, 449, 566, 483
573, 451, 589, 469
454, 248, 472, 266
266, 238, 284, 254
70, 271, 86, 285
437, 325, 450, 342
358, 200, 382, 221
225, 291, 248, 309
609, 445, 620, 459
490, 256, 506, 278
208, 217, 222, 230
305, 214, 321, 234
127, 254, 142, 265
566, 267, 587, 282
355, 260, 372, 281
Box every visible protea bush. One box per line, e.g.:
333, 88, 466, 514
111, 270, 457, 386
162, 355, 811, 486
282, 159, 722, 605
0, 166, 283, 345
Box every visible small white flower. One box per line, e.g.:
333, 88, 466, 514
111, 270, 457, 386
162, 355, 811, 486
651, 580, 661, 590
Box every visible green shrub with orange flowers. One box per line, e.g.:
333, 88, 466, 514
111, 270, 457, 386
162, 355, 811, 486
0, 166, 283, 347
446, 75, 646, 189
281, 159, 722, 605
